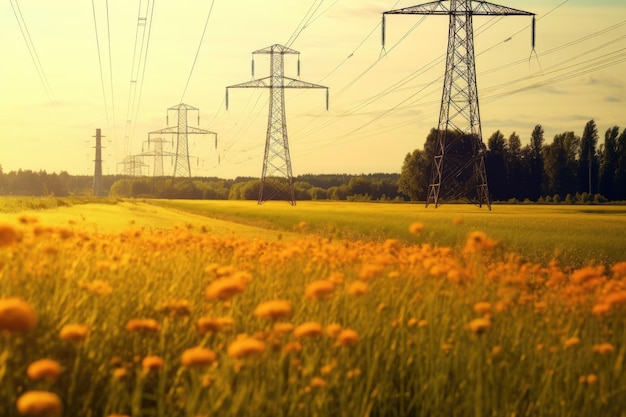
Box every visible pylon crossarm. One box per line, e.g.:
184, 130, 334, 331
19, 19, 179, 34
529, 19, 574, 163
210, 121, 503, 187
227, 78, 270, 89
253, 44, 299, 55
149, 126, 178, 135
384, 1, 534, 16
283, 77, 327, 89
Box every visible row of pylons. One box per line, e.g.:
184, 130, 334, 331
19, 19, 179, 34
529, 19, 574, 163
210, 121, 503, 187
94, 1, 535, 208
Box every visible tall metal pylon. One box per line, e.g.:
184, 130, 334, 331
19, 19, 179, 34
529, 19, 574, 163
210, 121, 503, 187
141, 137, 174, 177
148, 103, 217, 180
93, 128, 104, 196
383, 1, 535, 209
226, 44, 329, 205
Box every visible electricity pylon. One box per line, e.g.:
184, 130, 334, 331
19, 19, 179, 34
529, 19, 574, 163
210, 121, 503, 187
226, 44, 329, 205
118, 155, 148, 176
141, 137, 174, 177
148, 103, 217, 181
383, 1, 535, 209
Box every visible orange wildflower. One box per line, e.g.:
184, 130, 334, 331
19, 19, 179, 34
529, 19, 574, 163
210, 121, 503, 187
125, 318, 160, 333
310, 377, 327, 388
468, 318, 491, 335
283, 341, 303, 355
181, 347, 217, 368
0, 224, 19, 247
274, 322, 295, 335
325, 323, 342, 338
205, 276, 246, 301
564, 337, 580, 349
335, 329, 359, 347
592, 343, 615, 354
592, 303, 611, 316
611, 262, 626, 278
305, 280, 335, 300
253, 300, 293, 321
142, 355, 164, 372
570, 266, 605, 285
293, 322, 323, 338
227, 337, 266, 359
0, 298, 37, 333
473, 302, 492, 315
358, 264, 385, 281
156, 299, 192, 317
463, 231, 496, 254
59, 324, 89, 344
347, 281, 370, 296
408, 222, 425, 235
16, 391, 62, 417
26, 359, 62, 381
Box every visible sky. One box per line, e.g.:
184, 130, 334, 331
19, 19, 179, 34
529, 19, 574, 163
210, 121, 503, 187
1, 0, 625, 178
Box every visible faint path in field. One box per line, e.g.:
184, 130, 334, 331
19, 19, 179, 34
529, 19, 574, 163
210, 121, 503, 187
0, 200, 299, 241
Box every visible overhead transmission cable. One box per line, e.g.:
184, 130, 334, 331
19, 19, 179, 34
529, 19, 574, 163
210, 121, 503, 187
92, 0, 110, 127
123, 0, 156, 157
105, 0, 118, 142
10, 0, 67, 127
179, 0, 216, 104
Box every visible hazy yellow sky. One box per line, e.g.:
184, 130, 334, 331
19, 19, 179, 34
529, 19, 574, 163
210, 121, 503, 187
1, 0, 625, 178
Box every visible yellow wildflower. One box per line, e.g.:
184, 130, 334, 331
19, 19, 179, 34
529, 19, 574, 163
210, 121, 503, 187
468, 318, 491, 335
26, 359, 62, 381
59, 324, 89, 344
293, 322, 323, 339
473, 302, 492, 315
564, 337, 580, 349
205, 276, 246, 301
347, 281, 370, 296
142, 355, 164, 372
335, 328, 359, 347
273, 322, 295, 335
253, 300, 293, 321
181, 347, 217, 368
310, 377, 327, 388
325, 323, 342, 338
16, 391, 62, 417
125, 318, 160, 333
0, 224, 19, 247
0, 298, 37, 333
227, 337, 266, 359
592, 343, 615, 354
305, 280, 335, 300
408, 222, 425, 235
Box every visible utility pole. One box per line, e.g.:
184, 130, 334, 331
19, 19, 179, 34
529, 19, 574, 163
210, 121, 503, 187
148, 103, 217, 181
383, 1, 535, 209
226, 44, 329, 205
93, 128, 104, 196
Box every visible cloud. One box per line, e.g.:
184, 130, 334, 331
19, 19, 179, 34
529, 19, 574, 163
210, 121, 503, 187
605, 96, 621, 103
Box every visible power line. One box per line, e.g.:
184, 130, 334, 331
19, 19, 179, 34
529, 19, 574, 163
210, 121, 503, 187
92, 0, 110, 126
180, 0, 217, 104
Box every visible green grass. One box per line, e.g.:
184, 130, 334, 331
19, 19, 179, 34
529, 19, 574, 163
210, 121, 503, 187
1, 197, 626, 416
147, 200, 626, 267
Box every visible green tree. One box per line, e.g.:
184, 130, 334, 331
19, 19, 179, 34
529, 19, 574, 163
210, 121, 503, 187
578, 120, 599, 195
598, 126, 619, 200
615, 128, 626, 200
525, 125, 545, 201
543, 131, 580, 197
486, 130, 507, 201
397, 149, 430, 201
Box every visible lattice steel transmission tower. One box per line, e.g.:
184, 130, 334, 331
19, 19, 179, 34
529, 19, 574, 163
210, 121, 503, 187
118, 155, 148, 176
93, 128, 104, 196
383, 1, 535, 209
226, 44, 329, 205
148, 103, 217, 180
141, 137, 174, 177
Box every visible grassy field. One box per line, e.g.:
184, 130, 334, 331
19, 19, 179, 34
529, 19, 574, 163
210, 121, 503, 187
1, 198, 625, 416
148, 200, 626, 267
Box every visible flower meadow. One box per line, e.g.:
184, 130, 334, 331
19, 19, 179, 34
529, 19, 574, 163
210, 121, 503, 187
1, 215, 626, 417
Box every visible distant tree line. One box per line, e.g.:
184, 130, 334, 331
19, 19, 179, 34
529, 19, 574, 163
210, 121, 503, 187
0, 167, 402, 202
2, 119, 625, 203
399, 120, 626, 203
